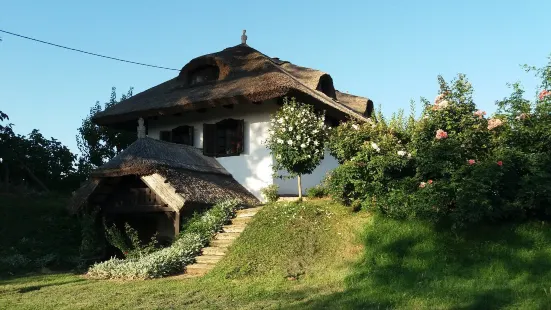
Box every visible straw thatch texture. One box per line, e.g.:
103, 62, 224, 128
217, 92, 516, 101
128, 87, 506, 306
161, 168, 258, 206
68, 138, 259, 213
335, 90, 374, 117
91, 137, 229, 178
92, 44, 370, 125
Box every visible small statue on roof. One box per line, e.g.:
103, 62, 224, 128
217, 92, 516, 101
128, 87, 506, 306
241, 30, 247, 45
137, 117, 146, 138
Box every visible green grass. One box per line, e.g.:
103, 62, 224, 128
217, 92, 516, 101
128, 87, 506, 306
2, 199, 551, 309
0, 200, 367, 309
306, 215, 551, 309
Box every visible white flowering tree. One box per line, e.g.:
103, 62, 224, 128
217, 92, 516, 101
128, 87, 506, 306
265, 97, 330, 199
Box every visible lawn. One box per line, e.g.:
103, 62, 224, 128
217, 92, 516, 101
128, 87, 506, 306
1, 198, 551, 309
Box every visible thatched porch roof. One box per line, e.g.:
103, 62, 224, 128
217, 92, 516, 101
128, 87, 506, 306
92, 44, 372, 127
69, 138, 259, 214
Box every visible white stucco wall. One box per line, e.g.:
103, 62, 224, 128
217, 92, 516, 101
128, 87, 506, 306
274, 149, 339, 196
147, 100, 339, 200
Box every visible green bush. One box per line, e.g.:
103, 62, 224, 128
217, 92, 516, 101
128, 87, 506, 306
260, 184, 279, 203
0, 195, 81, 275
306, 184, 329, 198
327, 55, 551, 229
104, 222, 160, 260
87, 199, 241, 279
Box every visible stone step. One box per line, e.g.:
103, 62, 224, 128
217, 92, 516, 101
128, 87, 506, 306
195, 255, 224, 264
215, 232, 241, 240
230, 216, 253, 224
235, 207, 263, 218
222, 225, 246, 233
210, 239, 234, 248
202, 246, 228, 256
185, 263, 214, 275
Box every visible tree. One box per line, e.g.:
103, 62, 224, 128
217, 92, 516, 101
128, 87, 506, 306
0, 110, 78, 192
76, 87, 135, 175
265, 97, 330, 199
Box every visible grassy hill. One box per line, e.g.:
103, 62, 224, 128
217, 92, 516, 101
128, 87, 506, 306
1, 197, 551, 309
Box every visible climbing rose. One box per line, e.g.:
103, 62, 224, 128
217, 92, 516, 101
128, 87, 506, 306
487, 118, 503, 130
539, 89, 550, 101
515, 113, 528, 121
428, 180, 433, 184
497, 161, 503, 166
468, 159, 476, 165
435, 129, 448, 139
474, 110, 486, 119
434, 93, 445, 104
419, 182, 427, 188
397, 150, 406, 157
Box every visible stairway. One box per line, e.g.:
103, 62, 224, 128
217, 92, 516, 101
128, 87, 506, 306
183, 206, 263, 277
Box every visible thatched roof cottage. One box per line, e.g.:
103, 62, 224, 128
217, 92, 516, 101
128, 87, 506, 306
73, 32, 372, 241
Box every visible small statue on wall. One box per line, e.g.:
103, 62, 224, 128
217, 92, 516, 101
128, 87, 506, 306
137, 117, 146, 138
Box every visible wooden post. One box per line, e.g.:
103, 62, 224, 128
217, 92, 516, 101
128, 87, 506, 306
173, 211, 180, 237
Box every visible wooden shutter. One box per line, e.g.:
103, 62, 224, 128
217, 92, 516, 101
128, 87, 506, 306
172, 126, 194, 146
236, 119, 245, 154
203, 123, 217, 156
160, 131, 171, 142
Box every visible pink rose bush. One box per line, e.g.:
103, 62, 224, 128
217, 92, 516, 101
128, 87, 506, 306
435, 129, 448, 140
487, 118, 503, 130
327, 56, 551, 229
539, 89, 550, 101
474, 110, 487, 119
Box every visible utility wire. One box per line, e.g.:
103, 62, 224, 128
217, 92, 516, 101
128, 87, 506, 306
0, 29, 179, 71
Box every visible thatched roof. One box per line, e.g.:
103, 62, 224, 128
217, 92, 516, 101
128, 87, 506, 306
92, 44, 372, 126
335, 91, 374, 117
92, 137, 229, 178
69, 138, 258, 213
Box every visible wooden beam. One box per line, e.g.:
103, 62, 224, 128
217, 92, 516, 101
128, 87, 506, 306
222, 104, 234, 109
104, 205, 174, 214
196, 108, 207, 113
140, 173, 185, 212
173, 212, 180, 236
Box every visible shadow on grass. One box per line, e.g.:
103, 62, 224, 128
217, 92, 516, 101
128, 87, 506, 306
0, 272, 86, 295
286, 216, 551, 310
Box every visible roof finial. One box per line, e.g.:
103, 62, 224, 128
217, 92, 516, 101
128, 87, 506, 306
241, 30, 247, 45
137, 117, 146, 138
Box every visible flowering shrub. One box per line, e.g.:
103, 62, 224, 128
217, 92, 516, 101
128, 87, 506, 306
327, 107, 416, 210
265, 97, 330, 198
327, 55, 551, 228
87, 199, 241, 279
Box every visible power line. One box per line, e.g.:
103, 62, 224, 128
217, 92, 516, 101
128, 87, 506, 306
0, 29, 179, 71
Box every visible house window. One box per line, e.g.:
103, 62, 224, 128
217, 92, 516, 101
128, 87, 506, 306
159, 125, 194, 146
189, 66, 219, 85
203, 119, 244, 157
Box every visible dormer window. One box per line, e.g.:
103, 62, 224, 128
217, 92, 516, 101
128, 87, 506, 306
317, 74, 337, 99
188, 65, 219, 85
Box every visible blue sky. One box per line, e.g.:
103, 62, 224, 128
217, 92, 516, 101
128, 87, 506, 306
1, 0, 550, 154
